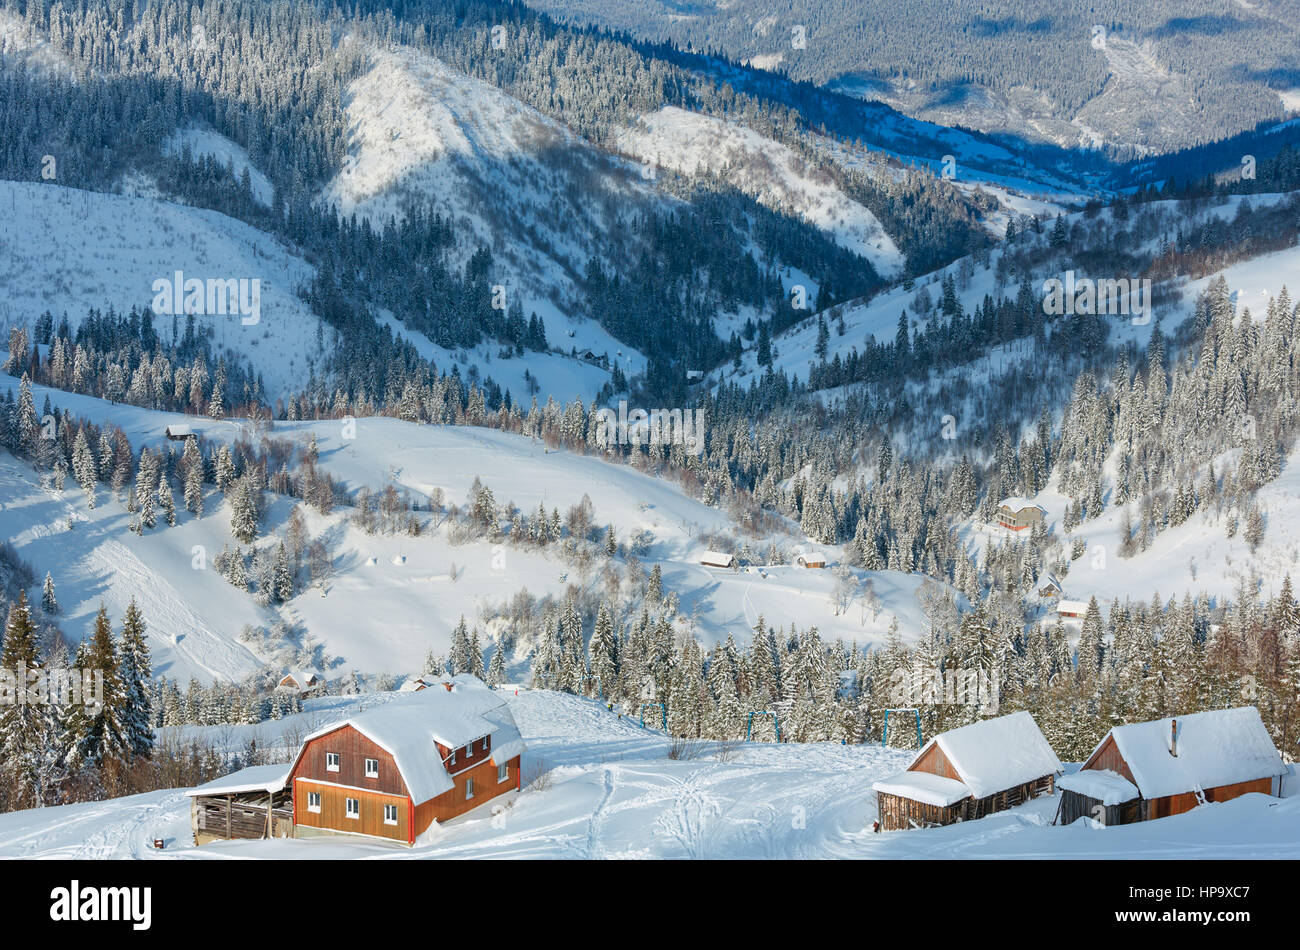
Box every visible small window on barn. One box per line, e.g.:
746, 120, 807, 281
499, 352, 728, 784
498, 762, 509, 784
448, 749, 456, 765
346, 797, 359, 819
466, 742, 473, 758
365, 758, 379, 778
383, 804, 398, 825
326, 752, 340, 772
465, 777, 475, 800
307, 791, 322, 813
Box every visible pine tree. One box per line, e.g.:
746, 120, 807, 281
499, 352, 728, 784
0, 592, 55, 808
41, 572, 59, 613
118, 598, 153, 759
73, 605, 128, 768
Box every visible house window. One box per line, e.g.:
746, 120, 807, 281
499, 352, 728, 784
365, 758, 379, 778
346, 797, 359, 819
307, 791, 322, 813
326, 752, 340, 772
448, 749, 456, 766
466, 741, 473, 758
383, 804, 398, 825
498, 762, 509, 784
465, 777, 474, 800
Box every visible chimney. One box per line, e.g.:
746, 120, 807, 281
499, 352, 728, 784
1170, 718, 1178, 757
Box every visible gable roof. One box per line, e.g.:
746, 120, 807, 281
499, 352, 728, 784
997, 497, 1044, 513
1084, 706, 1284, 801
290, 674, 525, 804
910, 711, 1063, 799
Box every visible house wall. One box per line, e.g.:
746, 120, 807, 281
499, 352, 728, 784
412, 754, 520, 835
294, 780, 411, 842
1081, 735, 1140, 787
438, 735, 493, 776
291, 725, 408, 797
909, 742, 961, 782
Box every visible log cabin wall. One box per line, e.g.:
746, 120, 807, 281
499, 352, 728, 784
413, 754, 520, 835
294, 780, 411, 842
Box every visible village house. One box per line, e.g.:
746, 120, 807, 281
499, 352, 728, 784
795, 551, 827, 569
1056, 706, 1286, 826
699, 550, 736, 569
995, 497, 1045, 531
189, 675, 525, 846
277, 670, 322, 694
165, 423, 199, 441
872, 711, 1063, 831
1056, 599, 1089, 620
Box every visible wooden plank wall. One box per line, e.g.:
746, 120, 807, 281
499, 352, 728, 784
294, 779, 411, 842
413, 754, 520, 835
291, 725, 408, 797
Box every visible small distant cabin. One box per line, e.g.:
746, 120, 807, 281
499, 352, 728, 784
1057, 706, 1286, 826
873, 711, 1062, 831
995, 498, 1045, 531
795, 552, 827, 569
186, 764, 294, 845
685, 369, 704, 381
1057, 599, 1089, 620
1037, 575, 1063, 598
700, 551, 736, 569
278, 671, 322, 694
165, 423, 199, 442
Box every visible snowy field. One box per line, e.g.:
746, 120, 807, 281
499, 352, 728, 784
0, 689, 1294, 859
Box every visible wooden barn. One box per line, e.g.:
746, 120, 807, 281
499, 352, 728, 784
795, 552, 827, 569
1057, 706, 1286, 826
287, 674, 525, 845
165, 423, 199, 442
186, 764, 294, 845
995, 498, 1045, 531
873, 711, 1063, 831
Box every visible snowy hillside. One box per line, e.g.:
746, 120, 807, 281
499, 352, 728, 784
320, 43, 660, 361
1, 376, 947, 679
0, 181, 322, 402
1, 688, 1295, 859
616, 106, 904, 277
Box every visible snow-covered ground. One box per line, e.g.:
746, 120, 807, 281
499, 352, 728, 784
0, 689, 1293, 859
0, 181, 323, 403
1, 378, 944, 680
616, 107, 904, 277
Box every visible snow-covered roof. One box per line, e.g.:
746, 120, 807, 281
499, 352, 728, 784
1089, 706, 1284, 801
185, 763, 290, 797
911, 711, 1063, 800
165, 423, 196, 437
873, 771, 972, 807
997, 497, 1044, 513
291, 674, 526, 804
1057, 599, 1090, 615
700, 550, 735, 566
1057, 768, 1139, 805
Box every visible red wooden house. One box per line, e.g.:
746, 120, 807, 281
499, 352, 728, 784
287, 674, 525, 844
1057, 706, 1286, 825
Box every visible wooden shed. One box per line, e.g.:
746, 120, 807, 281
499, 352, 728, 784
795, 552, 827, 569
186, 764, 294, 845
165, 423, 199, 442
700, 551, 736, 568
873, 711, 1062, 831
1057, 706, 1286, 826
